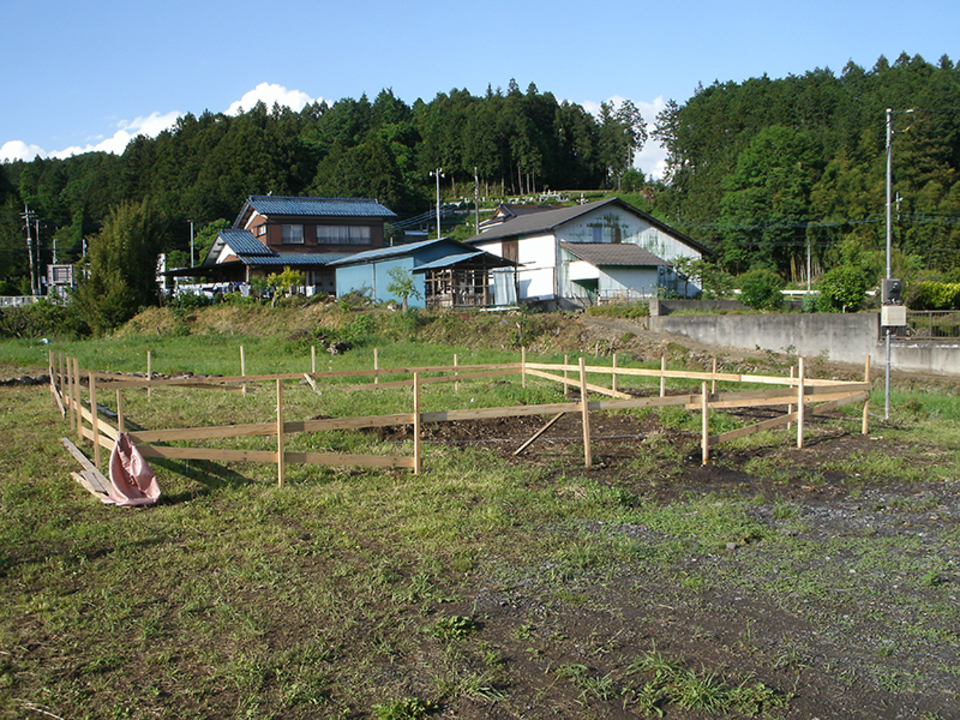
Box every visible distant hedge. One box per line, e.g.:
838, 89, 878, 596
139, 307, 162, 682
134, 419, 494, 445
907, 281, 960, 311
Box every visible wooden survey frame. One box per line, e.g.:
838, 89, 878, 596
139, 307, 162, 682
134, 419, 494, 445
49, 347, 873, 485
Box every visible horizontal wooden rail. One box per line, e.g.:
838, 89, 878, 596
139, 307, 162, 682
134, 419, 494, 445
94, 363, 521, 387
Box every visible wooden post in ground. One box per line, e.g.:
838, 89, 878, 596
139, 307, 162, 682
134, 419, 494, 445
276, 379, 285, 487
147, 350, 152, 401
797, 357, 806, 449
521, 347, 527, 389
89, 372, 100, 469
612, 353, 619, 394
74, 357, 83, 443
579, 356, 592, 469
60, 354, 68, 410
453, 353, 459, 393
413, 372, 422, 475
240, 345, 247, 396
67, 356, 75, 431
374, 347, 379, 385
311, 345, 316, 374
57, 352, 65, 402
787, 365, 796, 431
701, 381, 710, 466
711, 357, 718, 394
116, 389, 125, 433
660, 355, 667, 397
48, 351, 58, 414
862, 355, 871, 435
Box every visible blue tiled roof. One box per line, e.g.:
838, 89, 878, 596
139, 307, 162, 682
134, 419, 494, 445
412, 251, 517, 272
219, 228, 275, 256
327, 237, 476, 267
244, 196, 397, 219
208, 229, 353, 268
235, 252, 353, 267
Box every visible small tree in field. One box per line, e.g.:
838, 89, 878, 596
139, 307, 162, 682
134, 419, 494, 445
74, 200, 165, 335
386, 266, 421, 311
264, 268, 305, 307
816, 265, 869, 312
739, 268, 784, 311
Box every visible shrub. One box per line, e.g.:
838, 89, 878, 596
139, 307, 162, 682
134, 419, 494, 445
0, 298, 90, 339
739, 269, 784, 311
817, 265, 870, 312
907, 281, 960, 310
585, 301, 650, 319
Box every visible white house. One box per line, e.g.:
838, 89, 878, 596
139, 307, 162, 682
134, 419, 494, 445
466, 198, 710, 309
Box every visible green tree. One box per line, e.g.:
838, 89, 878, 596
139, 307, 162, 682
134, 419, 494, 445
73, 199, 166, 334
386, 266, 421, 311
739, 268, 784, 311
264, 267, 306, 307
816, 265, 869, 312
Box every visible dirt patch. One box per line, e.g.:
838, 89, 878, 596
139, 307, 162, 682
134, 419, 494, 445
369, 408, 960, 719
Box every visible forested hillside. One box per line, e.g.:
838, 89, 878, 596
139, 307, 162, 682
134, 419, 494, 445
2, 55, 960, 298
653, 53, 960, 282
0, 81, 644, 290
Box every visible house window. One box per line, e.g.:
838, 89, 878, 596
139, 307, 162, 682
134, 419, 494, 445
316, 225, 372, 245
282, 224, 304, 244
255, 224, 266, 237
592, 226, 602, 243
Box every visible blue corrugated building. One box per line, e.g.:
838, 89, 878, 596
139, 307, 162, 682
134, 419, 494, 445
329, 238, 518, 309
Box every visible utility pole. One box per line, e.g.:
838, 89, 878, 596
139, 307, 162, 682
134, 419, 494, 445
430, 168, 444, 238
885, 107, 893, 421
20, 205, 37, 296
474, 166, 480, 235
189, 219, 195, 267
35, 219, 42, 295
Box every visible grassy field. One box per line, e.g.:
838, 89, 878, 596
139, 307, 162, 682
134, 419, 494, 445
2, 322, 960, 719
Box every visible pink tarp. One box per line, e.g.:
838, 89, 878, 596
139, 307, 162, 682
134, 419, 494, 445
103, 432, 161, 506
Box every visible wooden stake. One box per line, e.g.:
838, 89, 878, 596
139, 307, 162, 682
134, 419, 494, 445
89, 372, 100, 469
579, 357, 592, 469
116, 389, 125, 433
521, 347, 527, 389
862, 355, 871, 435
787, 365, 795, 431
612, 353, 618, 394
277, 379, 285, 487
701, 381, 710, 466
67, 356, 75, 430
711, 357, 718, 394
58, 352, 65, 401
374, 347, 379, 385
311, 345, 316, 374
240, 345, 247, 396
453, 353, 459, 393
514, 412, 565, 456
74, 357, 83, 443
797, 357, 806, 449
660, 355, 666, 397
147, 350, 152, 401
413, 372, 422, 475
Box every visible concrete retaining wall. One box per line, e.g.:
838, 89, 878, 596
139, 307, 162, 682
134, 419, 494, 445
650, 312, 958, 376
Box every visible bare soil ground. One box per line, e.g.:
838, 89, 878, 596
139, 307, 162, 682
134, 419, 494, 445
378, 407, 960, 719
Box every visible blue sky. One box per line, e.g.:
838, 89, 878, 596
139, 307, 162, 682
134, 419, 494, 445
2, 0, 957, 179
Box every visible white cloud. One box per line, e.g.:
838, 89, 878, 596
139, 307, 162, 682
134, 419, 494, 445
1, 140, 46, 163
2, 83, 320, 163
50, 111, 184, 159
226, 82, 321, 115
